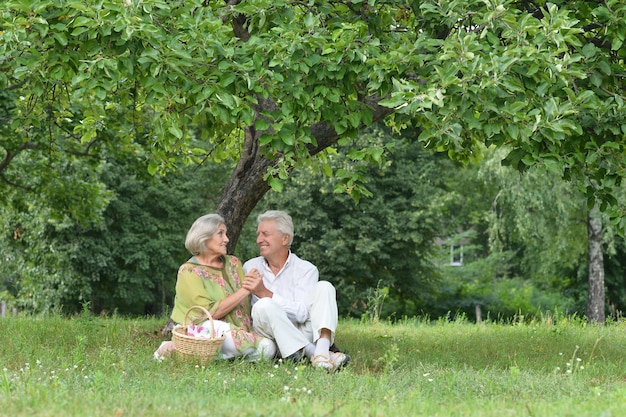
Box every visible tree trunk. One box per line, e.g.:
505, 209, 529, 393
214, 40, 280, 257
215, 124, 273, 253
586, 205, 605, 324
216, 95, 394, 253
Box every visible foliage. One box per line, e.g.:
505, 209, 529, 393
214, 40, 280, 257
243, 126, 626, 320
475, 148, 626, 318
480, 148, 588, 280
436, 259, 577, 321
1, 0, 625, 226
250, 126, 453, 317
2, 0, 626, 318
3, 315, 626, 416
386, 0, 626, 222
429, 148, 606, 320
66, 159, 236, 315
0, 187, 95, 314
0, 150, 233, 315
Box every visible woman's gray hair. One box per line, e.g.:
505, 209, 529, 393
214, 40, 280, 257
257, 210, 294, 247
185, 214, 225, 256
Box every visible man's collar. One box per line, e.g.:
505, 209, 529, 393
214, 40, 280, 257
263, 250, 292, 271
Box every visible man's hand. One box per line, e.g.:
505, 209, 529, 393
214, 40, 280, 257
243, 268, 273, 298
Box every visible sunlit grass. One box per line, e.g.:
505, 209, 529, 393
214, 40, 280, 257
1, 314, 626, 416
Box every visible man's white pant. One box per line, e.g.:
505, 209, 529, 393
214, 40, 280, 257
251, 281, 339, 358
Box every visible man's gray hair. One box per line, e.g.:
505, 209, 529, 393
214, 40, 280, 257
185, 213, 225, 255
258, 210, 294, 247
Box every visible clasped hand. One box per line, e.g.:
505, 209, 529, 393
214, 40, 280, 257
243, 268, 270, 298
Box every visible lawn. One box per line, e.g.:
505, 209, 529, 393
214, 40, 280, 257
1, 313, 625, 416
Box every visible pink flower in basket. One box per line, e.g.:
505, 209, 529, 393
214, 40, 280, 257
187, 322, 222, 338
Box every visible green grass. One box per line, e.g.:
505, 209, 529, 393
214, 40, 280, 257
1, 314, 626, 416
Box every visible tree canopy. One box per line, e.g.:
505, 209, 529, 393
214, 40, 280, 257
1, 0, 625, 250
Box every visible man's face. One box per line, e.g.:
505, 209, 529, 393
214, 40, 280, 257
256, 220, 289, 258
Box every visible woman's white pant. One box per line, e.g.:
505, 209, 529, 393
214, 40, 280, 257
199, 319, 277, 361
220, 333, 277, 361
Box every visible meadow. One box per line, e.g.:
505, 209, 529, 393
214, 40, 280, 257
1, 313, 626, 417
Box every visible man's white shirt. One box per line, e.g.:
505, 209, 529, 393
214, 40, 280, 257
243, 252, 318, 324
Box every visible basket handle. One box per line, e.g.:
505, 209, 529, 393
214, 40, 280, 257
183, 305, 216, 337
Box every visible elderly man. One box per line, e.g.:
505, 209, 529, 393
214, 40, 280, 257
243, 210, 349, 371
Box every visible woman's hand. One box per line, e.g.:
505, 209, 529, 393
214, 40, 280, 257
212, 286, 251, 319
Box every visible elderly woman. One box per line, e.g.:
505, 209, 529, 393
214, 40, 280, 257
155, 214, 276, 361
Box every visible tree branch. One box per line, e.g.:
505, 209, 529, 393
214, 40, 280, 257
222, 0, 251, 41
307, 94, 395, 156
0, 142, 39, 174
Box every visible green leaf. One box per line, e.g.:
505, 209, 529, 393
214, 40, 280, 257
73, 16, 94, 27
590, 72, 602, 88
255, 119, 271, 130
597, 61, 611, 76
505, 124, 519, 140
168, 125, 183, 139
304, 13, 315, 27
259, 133, 273, 146
147, 161, 159, 176
611, 37, 623, 51
347, 112, 361, 128
53, 32, 68, 46
321, 163, 333, 177
268, 177, 284, 192
582, 43, 596, 58
70, 26, 90, 36
280, 133, 295, 146
378, 95, 407, 109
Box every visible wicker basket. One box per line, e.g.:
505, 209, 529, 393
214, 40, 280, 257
172, 305, 225, 362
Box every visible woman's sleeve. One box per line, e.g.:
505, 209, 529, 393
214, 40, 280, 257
231, 256, 245, 288
175, 266, 219, 314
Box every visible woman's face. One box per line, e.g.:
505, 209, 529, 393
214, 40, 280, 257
204, 223, 229, 256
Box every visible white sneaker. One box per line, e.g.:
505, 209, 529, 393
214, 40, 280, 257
311, 352, 350, 371
311, 354, 333, 370
330, 351, 350, 370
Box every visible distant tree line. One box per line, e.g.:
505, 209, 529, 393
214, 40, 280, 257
3, 125, 625, 321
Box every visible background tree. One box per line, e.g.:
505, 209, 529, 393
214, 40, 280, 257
2, 0, 626, 319
587, 206, 605, 323
4, 124, 625, 319
242, 126, 452, 317
475, 148, 588, 318
239, 127, 602, 320
2, 0, 625, 248
0, 150, 233, 314
49, 159, 228, 315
